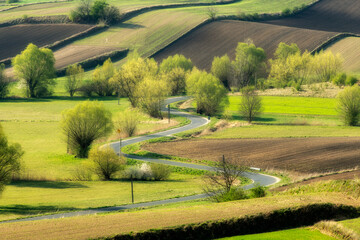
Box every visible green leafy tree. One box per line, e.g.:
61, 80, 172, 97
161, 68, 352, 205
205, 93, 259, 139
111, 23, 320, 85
159, 54, 193, 73
12, 43, 55, 98
135, 76, 170, 119
116, 109, 141, 137
61, 101, 113, 158
211, 54, 231, 89
92, 58, 115, 96
0, 123, 23, 195
90, 0, 108, 20
230, 41, 266, 88
239, 86, 262, 123
65, 64, 84, 97
337, 86, 360, 126
186, 69, 228, 116
111, 56, 158, 107
162, 67, 186, 95
89, 147, 125, 180
0, 64, 10, 99
311, 51, 343, 82
274, 42, 300, 60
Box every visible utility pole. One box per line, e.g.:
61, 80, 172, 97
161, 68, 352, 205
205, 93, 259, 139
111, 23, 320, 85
117, 128, 122, 158
168, 104, 170, 124
131, 174, 134, 204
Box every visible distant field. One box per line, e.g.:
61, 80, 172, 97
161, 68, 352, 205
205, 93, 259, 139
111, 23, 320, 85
1, 192, 358, 240
143, 137, 360, 173
0, 24, 92, 60
326, 37, 360, 73
264, 0, 360, 34
218, 228, 336, 240
153, 20, 337, 70
0, 174, 203, 221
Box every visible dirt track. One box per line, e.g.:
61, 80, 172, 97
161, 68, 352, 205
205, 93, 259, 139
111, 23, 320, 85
143, 137, 360, 174
0, 24, 92, 60
264, 0, 360, 34
153, 20, 337, 70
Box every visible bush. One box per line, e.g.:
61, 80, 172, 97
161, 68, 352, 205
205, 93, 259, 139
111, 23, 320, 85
337, 86, 360, 126
116, 109, 141, 137
122, 163, 171, 181
6, 0, 19, 3
345, 75, 358, 86
150, 163, 171, 181
0, 64, 10, 99
78, 81, 95, 97
72, 162, 93, 181
332, 73, 347, 86
214, 188, 248, 202
249, 184, 267, 198
89, 147, 125, 180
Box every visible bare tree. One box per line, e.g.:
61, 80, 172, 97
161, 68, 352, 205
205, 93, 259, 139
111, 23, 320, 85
203, 155, 248, 202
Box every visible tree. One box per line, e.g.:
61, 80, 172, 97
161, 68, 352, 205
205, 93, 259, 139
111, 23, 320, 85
69, 0, 92, 23
12, 43, 55, 98
92, 58, 115, 96
116, 108, 141, 137
65, 64, 84, 97
162, 67, 186, 95
186, 69, 228, 116
311, 51, 343, 82
61, 101, 113, 158
211, 54, 231, 89
239, 86, 262, 123
0, 64, 10, 99
111, 56, 158, 107
159, 54, 193, 73
337, 86, 360, 126
203, 155, 248, 202
134, 76, 170, 118
0, 123, 23, 195
89, 146, 125, 180
230, 41, 266, 88
274, 42, 300, 60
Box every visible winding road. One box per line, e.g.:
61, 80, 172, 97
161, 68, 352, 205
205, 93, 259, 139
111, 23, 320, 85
1, 96, 279, 224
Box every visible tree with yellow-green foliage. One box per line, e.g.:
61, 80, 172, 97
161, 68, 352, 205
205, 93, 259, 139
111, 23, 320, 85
311, 50, 343, 82
65, 64, 84, 97
0, 123, 23, 195
61, 101, 113, 158
337, 86, 360, 126
92, 58, 115, 96
186, 69, 228, 116
12, 43, 55, 98
211, 54, 231, 89
134, 76, 170, 119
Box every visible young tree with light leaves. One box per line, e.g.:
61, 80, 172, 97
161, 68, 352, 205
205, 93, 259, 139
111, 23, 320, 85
65, 64, 84, 97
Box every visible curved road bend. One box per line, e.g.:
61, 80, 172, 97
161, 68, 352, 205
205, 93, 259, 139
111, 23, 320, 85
1, 97, 279, 224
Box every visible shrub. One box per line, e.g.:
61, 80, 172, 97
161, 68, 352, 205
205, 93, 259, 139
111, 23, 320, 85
345, 75, 358, 86
214, 188, 248, 202
337, 85, 360, 126
72, 162, 93, 181
89, 147, 125, 180
0, 64, 10, 98
116, 109, 141, 137
150, 163, 171, 181
281, 8, 291, 16
332, 73, 347, 86
78, 81, 95, 97
249, 184, 267, 198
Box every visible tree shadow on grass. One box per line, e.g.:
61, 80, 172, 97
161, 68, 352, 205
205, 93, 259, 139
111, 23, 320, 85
0, 204, 80, 217
231, 115, 276, 123
10, 181, 89, 189
116, 23, 145, 29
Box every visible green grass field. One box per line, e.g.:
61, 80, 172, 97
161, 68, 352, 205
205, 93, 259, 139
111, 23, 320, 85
0, 173, 203, 221
341, 217, 360, 235
218, 228, 336, 240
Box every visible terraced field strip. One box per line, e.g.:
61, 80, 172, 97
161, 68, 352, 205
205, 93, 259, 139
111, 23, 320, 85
153, 20, 337, 70
1, 193, 358, 240
143, 137, 360, 174
264, 0, 360, 34
0, 24, 93, 60
326, 37, 360, 73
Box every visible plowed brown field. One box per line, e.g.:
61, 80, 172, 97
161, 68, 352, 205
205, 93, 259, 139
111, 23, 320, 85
153, 20, 337, 70
0, 24, 92, 60
143, 137, 360, 174
264, 0, 360, 34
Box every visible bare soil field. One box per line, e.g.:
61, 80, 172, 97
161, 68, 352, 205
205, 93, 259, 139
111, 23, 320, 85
53, 45, 118, 69
264, 0, 360, 34
143, 137, 360, 174
153, 20, 337, 70
0, 24, 92, 60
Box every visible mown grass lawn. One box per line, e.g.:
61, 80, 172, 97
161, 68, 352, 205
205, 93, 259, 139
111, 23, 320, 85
218, 228, 336, 240
0, 173, 204, 221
